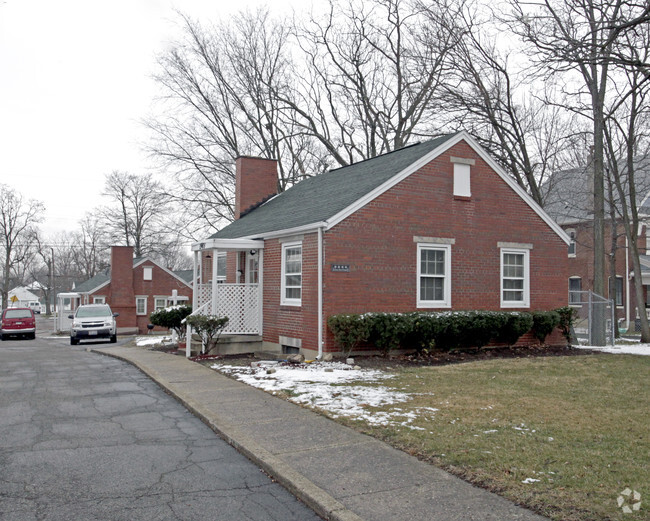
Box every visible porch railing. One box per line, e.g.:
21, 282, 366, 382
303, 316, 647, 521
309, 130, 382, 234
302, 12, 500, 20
194, 283, 261, 335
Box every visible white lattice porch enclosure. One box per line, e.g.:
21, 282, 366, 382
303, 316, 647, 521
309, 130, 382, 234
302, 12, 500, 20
196, 284, 212, 313
195, 283, 260, 334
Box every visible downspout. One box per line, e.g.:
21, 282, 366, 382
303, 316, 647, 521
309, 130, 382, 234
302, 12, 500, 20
317, 226, 324, 360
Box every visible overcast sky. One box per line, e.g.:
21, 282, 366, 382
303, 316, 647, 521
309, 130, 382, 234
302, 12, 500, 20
0, 0, 296, 238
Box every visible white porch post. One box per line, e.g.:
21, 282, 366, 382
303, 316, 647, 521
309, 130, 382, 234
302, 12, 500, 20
211, 249, 219, 315
187, 250, 199, 358
258, 248, 264, 336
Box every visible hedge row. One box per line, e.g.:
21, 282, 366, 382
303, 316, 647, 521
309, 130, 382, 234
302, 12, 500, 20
327, 308, 576, 356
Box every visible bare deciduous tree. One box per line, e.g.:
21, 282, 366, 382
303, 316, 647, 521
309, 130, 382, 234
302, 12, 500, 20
0, 184, 44, 310
285, 0, 457, 162
101, 171, 168, 258
604, 19, 650, 341
72, 214, 109, 280
505, 0, 645, 343
146, 9, 327, 237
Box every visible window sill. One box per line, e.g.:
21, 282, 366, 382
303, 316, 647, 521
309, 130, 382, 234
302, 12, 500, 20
453, 195, 471, 201
280, 305, 302, 311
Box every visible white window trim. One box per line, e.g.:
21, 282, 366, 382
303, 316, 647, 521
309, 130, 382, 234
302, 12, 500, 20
567, 229, 576, 258
568, 276, 582, 307
92, 296, 105, 304
281, 241, 302, 306
500, 248, 530, 308
135, 296, 147, 315
154, 296, 167, 311
143, 267, 153, 281
453, 163, 471, 197
417, 243, 452, 308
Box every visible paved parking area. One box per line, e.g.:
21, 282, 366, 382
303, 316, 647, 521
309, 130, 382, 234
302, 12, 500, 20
0, 340, 321, 521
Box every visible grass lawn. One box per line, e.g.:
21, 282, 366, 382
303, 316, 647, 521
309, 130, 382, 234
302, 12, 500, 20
334, 354, 648, 521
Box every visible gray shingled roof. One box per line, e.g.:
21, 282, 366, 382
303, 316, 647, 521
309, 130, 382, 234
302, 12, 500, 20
174, 269, 193, 284
212, 134, 458, 239
75, 262, 193, 294
74, 269, 110, 293
543, 159, 650, 225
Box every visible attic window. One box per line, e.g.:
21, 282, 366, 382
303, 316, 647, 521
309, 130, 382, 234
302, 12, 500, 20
451, 157, 474, 198
143, 267, 153, 281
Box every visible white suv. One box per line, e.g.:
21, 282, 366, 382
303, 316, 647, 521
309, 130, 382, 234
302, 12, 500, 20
69, 304, 119, 345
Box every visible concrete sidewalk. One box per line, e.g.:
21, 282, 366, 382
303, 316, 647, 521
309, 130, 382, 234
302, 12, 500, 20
93, 346, 549, 521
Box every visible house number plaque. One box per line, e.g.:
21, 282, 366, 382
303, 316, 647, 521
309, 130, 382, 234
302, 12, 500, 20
331, 264, 350, 272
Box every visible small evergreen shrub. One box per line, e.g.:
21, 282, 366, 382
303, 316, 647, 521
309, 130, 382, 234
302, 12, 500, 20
366, 313, 412, 356
555, 306, 578, 344
493, 312, 534, 346
531, 311, 561, 344
185, 314, 229, 354
149, 305, 192, 340
327, 314, 371, 357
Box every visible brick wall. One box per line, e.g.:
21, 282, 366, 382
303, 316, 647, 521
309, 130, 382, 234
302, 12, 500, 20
259, 140, 569, 356
565, 219, 642, 325
132, 262, 192, 333
262, 234, 320, 352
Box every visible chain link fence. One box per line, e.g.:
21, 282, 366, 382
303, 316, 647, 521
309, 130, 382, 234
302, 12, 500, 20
568, 290, 615, 346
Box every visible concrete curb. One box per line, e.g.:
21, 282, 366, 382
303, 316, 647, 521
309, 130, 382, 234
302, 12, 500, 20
92, 347, 364, 521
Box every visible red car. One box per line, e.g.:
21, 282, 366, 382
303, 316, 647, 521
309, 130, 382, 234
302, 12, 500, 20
1, 307, 36, 340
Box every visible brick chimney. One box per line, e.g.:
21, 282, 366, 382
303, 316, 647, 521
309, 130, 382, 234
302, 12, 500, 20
235, 157, 278, 219
108, 246, 136, 331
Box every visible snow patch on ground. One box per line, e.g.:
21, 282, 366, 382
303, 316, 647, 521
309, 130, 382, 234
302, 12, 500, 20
575, 343, 650, 355
212, 362, 437, 429
135, 336, 171, 346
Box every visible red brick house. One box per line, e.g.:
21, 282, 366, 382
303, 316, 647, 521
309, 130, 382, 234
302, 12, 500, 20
543, 163, 650, 331
189, 132, 570, 358
73, 246, 193, 334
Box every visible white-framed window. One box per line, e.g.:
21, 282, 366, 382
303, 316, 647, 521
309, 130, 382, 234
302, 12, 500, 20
247, 252, 259, 284
135, 296, 147, 315
569, 277, 582, 305
154, 297, 167, 311
567, 229, 576, 257
501, 248, 530, 308
143, 267, 153, 281
453, 163, 471, 197
93, 296, 105, 304
417, 243, 451, 308
281, 242, 302, 306
216, 252, 227, 283
610, 276, 624, 307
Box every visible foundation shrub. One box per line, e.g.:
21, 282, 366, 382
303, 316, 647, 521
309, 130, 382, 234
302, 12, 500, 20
366, 313, 413, 356
327, 314, 371, 357
493, 312, 534, 346
531, 311, 561, 344
328, 310, 564, 354
555, 306, 578, 344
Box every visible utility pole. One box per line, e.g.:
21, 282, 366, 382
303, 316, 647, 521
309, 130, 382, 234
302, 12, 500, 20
51, 247, 56, 318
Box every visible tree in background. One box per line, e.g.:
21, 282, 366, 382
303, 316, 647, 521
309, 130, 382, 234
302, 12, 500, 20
0, 184, 43, 310
146, 9, 327, 237
101, 171, 168, 258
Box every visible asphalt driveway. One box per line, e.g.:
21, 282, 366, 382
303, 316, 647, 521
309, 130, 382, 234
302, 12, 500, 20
0, 338, 321, 521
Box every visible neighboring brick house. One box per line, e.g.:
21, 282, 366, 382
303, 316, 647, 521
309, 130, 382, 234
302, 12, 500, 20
73, 246, 193, 334
190, 132, 570, 358
543, 163, 650, 330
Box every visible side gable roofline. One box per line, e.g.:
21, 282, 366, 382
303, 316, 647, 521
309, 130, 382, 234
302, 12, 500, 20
322, 131, 570, 245
76, 279, 110, 296
133, 257, 193, 288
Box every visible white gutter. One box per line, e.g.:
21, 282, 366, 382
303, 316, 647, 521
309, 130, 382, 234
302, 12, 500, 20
317, 225, 324, 360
